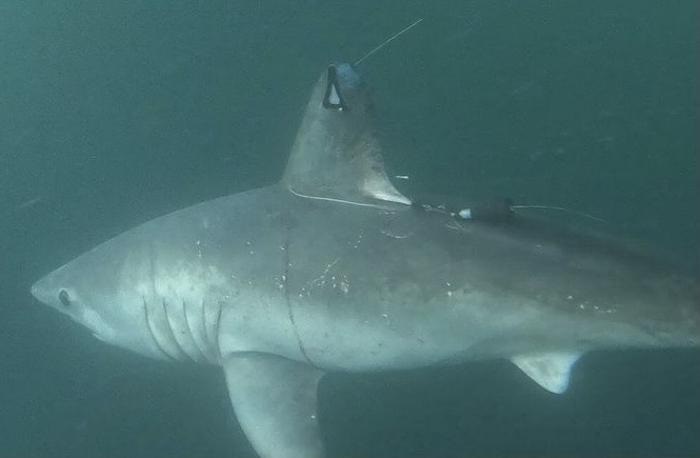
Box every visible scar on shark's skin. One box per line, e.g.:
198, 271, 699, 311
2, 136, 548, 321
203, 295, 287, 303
307, 257, 341, 289
283, 229, 315, 368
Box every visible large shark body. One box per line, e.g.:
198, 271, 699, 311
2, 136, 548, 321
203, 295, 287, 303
31, 63, 699, 458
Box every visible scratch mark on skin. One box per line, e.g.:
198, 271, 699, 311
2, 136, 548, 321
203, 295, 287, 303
446, 220, 469, 233
308, 257, 341, 289
380, 228, 412, 239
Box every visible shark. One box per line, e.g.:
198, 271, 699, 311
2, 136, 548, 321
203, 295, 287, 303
31, 61, 700, 458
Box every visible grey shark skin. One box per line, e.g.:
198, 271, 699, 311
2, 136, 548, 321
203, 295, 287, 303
32, 63, 699, 458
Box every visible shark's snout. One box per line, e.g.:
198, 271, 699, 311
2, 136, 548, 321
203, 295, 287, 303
30, 278, 49, 305
30, 271, 66, 310
30, 262, 75, 308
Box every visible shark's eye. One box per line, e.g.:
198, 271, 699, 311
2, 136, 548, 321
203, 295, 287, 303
58, 289, 71, 307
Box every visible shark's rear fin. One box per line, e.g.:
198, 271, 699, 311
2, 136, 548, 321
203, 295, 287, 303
511, 351, 582, 394
222, 353, 326, 458
283, 64, 410, 207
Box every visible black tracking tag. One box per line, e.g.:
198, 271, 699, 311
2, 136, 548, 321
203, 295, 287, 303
322, 66, 347, 111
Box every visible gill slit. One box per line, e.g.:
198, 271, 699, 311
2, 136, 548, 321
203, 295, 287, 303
182, 299, 208, 362
214, 301, 223, 361
201, 299, 214, 356
161, 298, 192, 361
143, 297, 176, 361
201, 298, 222, 362
283, 225, 316, 368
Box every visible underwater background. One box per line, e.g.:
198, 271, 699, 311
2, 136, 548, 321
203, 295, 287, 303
1, 1, 698, 457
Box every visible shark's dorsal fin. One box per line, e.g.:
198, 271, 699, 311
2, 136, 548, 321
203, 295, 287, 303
222, 353, 326, 458
511, 352, 582, 394
283, 64, 411, 208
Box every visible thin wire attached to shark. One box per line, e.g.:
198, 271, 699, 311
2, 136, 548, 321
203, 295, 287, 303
290, 18, 608, 227
414, 197, 607, 224
510, 204, 607, 223
287, 18, 424, 209
288, 187, 392, 210
354, 18, 424, 66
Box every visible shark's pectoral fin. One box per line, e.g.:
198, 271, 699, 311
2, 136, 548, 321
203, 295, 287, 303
510, 352, 582, 394
222, 353, 326, 458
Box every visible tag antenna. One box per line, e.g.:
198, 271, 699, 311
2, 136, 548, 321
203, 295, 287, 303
354, 18, 423, 66
511, 205, 608, 224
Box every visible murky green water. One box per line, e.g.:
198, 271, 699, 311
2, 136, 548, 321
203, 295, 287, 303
1, 1, 697, 457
